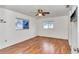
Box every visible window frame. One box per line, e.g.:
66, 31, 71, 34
43, 21, 54, 29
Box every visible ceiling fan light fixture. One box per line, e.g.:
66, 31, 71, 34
38, 13, 43, 16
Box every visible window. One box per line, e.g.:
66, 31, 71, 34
16, 18, 29, 30
43, 21, 54, 29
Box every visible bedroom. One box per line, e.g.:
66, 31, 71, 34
0, 5, 78, 54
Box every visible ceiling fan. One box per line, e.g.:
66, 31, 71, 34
35, 9, 50, 16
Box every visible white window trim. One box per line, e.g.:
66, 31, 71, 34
43, 21, 54, 29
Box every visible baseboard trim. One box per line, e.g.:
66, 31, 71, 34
37, 35, 68, 40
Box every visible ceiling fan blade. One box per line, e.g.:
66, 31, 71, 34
43, 12, 50, 14
42, 13, 45, 16
35, 14, 38, 16
38, 9, 43, 13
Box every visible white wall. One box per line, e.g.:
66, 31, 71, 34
0, 8, 37, 49
36, 16, 69, 39
78, 6, 79, 48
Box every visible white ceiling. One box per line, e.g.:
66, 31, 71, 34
0, 5, 71, 18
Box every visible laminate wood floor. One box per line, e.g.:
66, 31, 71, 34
0, 36, 71, 54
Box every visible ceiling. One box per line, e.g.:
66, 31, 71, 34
0, 5, 71, 18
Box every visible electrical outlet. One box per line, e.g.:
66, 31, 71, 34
73, 48, 79, 53
5, 40, 7, 42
